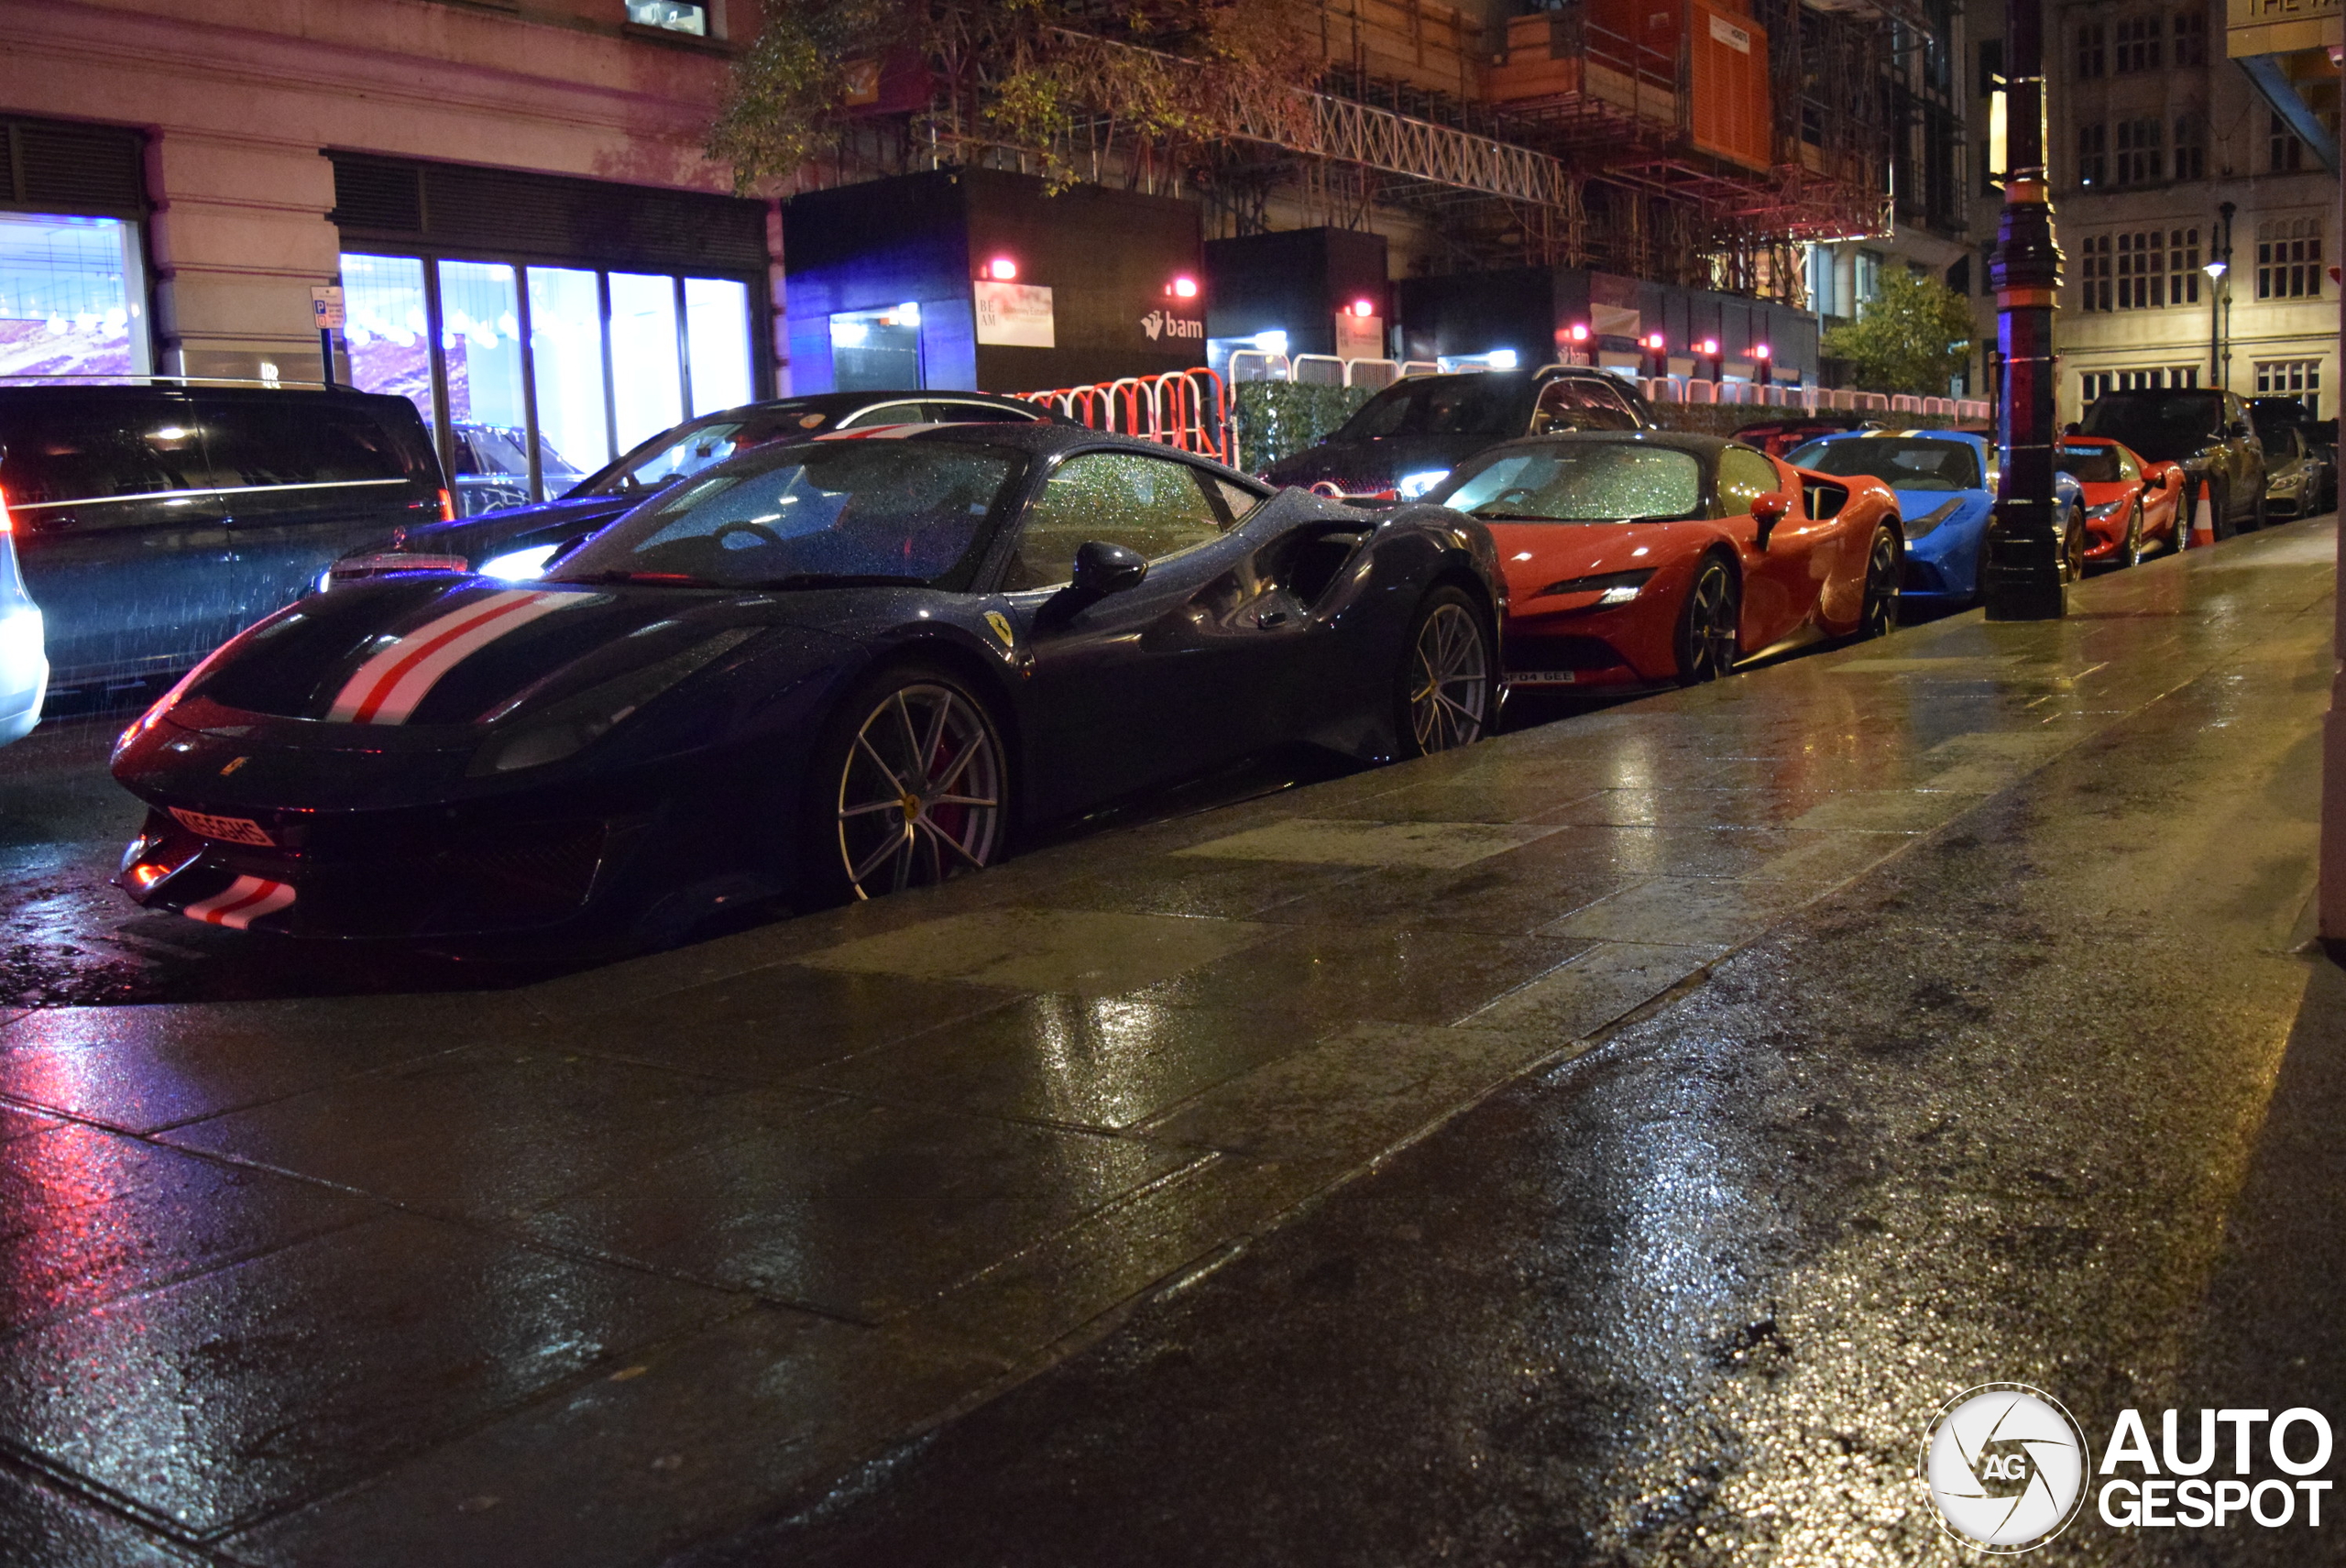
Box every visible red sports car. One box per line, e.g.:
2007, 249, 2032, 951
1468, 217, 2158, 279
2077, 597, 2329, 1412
1427, 432, 1902, 688
2059, 435, 2186, 565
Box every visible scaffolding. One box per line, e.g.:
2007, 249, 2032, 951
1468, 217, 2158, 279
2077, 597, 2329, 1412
781, 0, 1913, 306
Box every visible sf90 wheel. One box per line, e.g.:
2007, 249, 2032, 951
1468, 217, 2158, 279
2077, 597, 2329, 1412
2059, 509, 2088, 585
1398, 587, 1492, 756
807, 665, 1006, 904
1675, 554, 1739, 683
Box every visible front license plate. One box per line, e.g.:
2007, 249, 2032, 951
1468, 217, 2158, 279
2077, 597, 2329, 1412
1511, 670, 1580, 685
170, 807, 277, 848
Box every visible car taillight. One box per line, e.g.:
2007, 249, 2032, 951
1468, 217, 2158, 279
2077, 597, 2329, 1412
438, 488, 455, 522
0, 486, 13, 533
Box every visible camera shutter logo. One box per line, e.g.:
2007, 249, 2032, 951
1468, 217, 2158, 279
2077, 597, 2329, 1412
1920, 1384, 2088, 1552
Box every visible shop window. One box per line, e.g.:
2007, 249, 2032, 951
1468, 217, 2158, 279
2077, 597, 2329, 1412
627, 2, 707, 35
527, 268, 610, 483
685, 277, 752, 414
0, 212, 149, 380
609, 272, 685, 453
343, 253, 433, 425
2253, 359, 2319, 416
2256, 216, 2323, 299
831, 305, 923, 391
341, 251, 759, 505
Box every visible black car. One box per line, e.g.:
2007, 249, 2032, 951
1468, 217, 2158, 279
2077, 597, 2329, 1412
2078, 387, 2268, 539
112, 425, 1503, 942
325, 389, 1069, 590
0, 384, 444, 696
1261, 367, 1655, 499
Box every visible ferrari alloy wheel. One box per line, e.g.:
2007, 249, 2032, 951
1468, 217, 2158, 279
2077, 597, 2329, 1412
1859, 526, 1901, 639
2118, 501, 2145, 569
2059, 509, 2088, 585
1401, 588, 1491, 755
828, 674, 1004, 902
1675, 555, 1739, 684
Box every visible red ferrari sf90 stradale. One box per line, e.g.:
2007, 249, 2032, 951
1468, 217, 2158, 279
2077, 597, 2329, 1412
1428, 432, 1904, 690
2058, 435, 2186, 567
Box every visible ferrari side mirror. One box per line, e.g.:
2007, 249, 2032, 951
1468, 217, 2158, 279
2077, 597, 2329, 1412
1750, 491, 1790, 551
1070, 540, 1148, 599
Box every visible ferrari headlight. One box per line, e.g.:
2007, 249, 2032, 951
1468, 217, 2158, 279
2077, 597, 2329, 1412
480, 543, 559, 581
2086, 498, 2130, 520
1538, 568, 1654, 604
1397, 469, 1452, 499
466, 630, 754, 776
1902, 499, 1965, 540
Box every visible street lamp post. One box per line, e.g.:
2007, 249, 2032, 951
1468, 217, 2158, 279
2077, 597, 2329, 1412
2209, 201, 2234, 389
1985, 0, 2067, 620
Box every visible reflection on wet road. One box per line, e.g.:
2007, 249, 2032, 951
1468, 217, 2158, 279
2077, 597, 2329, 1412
0, 521, 2335, 1566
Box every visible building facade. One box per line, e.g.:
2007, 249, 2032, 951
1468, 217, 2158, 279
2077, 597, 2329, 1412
1965, 0, 2336, 423
0, 0, 781, 512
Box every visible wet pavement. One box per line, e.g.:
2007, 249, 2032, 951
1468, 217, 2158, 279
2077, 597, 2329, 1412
0, 521, 2338, 1565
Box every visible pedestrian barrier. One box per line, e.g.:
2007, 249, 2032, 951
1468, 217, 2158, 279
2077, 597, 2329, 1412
1015, 368, 1233, 466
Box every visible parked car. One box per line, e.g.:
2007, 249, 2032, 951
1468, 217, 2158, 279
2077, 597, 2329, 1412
450, 422, 586, 516
112, 425, 1501, 940
1729, 416, 1880, 459
323, 389, 1069, 590
2078, 388, 2267, 539
0, 496, 46, 746
2256, 422, 2332, 521
1261, 367, 1655, 499
1783, 429, 2088, 606
2057, 436, 2186, 565
0, 383, 445, 697
1425, 431, 1901, 691
2247, 397, 2337, 515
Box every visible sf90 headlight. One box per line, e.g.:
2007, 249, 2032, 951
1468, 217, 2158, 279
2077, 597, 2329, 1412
1537, 568, 1655, 605
466, 630, 754, 776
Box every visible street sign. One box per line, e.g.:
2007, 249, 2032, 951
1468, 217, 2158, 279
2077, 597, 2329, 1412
311, 285, 345, 330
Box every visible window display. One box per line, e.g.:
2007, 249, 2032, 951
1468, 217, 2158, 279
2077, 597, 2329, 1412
0, 213, 149, 381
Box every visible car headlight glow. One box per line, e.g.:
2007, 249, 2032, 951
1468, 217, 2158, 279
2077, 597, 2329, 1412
1396, 469, 1452, 499
2086, 498, 2130, 520
479, 543, 559, 581
1537, 567, 1655, 604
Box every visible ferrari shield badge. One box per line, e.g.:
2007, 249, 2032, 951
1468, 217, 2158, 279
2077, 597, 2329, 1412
984, 611, 1015, 647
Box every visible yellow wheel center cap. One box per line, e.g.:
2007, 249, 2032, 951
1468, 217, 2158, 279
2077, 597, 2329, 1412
900, 793, 920, 823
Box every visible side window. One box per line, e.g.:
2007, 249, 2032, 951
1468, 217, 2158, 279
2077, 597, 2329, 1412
1717, 447, 1781, 517
200, 398, 419, 488
1003, 451, 1229, 591
836, 402, 927, 430
0, 396, 212, 513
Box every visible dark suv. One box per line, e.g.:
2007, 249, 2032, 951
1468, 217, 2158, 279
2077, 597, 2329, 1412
2078, 388, 2268, 538
0, 384, 444, 696
1262, 367, 1655, 497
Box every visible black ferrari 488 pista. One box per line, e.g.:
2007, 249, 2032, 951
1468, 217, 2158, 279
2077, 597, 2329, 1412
111, 424, 1504, 942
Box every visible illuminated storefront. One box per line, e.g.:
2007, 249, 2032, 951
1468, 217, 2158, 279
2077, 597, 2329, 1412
0, 116, 151, 383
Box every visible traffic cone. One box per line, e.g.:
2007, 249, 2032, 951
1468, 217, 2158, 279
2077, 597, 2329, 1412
2189, 487, 2215, 548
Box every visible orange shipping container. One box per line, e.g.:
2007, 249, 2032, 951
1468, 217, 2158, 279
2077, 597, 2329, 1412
1688, 0, 1771, 170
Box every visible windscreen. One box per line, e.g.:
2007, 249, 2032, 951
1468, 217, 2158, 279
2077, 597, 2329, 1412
2080, 392, 2222, 459
576, 410, 834, 499
1436, 444, 1703, 522
1787, 436, 1981, 491
2056, 444, 2122, 483
1332, 376, 1527, 442
550, 439, 1023, 590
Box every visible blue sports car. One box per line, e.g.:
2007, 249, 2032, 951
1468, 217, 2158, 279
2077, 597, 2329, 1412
1785, 430, 2086, 607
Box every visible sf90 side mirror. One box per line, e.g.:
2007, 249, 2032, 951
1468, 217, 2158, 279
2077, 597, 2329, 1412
1750, 491, 1790, 550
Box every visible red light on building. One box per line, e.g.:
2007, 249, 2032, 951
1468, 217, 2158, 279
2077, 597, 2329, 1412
1753, 343, 1771, 359
1699, 337, 1720, 356
1643, 332, 1667, 351
1349, 298, 1376, 318
984, 257, 1018, 281
1568, 323, 1590, 343
1169, 275, 1200, 299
